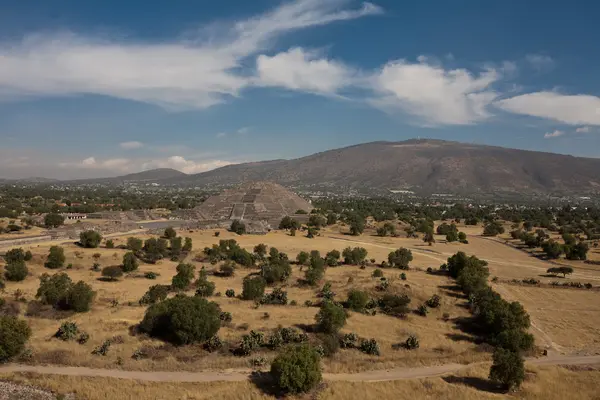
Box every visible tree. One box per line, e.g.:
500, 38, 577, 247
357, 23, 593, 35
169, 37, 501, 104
446, 230, 459, 243
4, 261, 28, 282
279, 216, 300, 230
122, 252, 139, 272
105, 239, 115, 249
0, 315, 31, 363
546, 266, 573, 278
483, 222, 505, 237
342, 247, 368, 265
44, 213, 65, 228
315, 301, 346, 334
347, 213, 364, 236
195, 276, 216, 297
171, 263, 195, 290
325, 250, 340, 266
346, 289, 369, 312
64, 281, 95, 312
139, 295, 221, 345
296, 251, 310, 265
565, 242, 588, 260
458, 231, 468, 243
446, 251, 488, 279
79, 230, 102, 248
423, 228, 435, 246
36, 273, 73, 307
388, 248, 413, 269
4, 248, 25, 264
541, 240, 563, 259
495, 329, 534, 352
326, 213, 337, 225
170, 236, 182, 257
102, 266, 124, 281
45, 246, 65, 269
253, 243, 268, 260
230, 220, 246, 235
139, 285, 170, 305
164, 227, 177, 239
270, 344, 322, 394
242, 276, 266, 300
308, 214, 327, 229
127, 237, 143, 252
489, 348, 525, 392
183, 237, 193, 252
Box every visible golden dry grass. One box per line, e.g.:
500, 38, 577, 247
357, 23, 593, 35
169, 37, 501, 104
2, 364, 600, 400
1, 224, 598, 374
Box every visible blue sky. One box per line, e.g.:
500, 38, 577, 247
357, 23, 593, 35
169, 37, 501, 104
1, 0, 599, 179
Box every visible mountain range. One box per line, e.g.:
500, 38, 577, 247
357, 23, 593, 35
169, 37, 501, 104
5, 140, 600, 196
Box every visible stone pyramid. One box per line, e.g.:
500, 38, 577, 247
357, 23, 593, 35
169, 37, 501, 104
194, 181, 313, 227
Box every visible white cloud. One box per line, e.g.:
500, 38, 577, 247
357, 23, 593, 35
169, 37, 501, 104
142, 156, 233, 174
256, 47, 356, 95
119, 141, 144, 149
369, 58, 501, 125
543, 130, 564, 139
236, 126, 250, 134
0, 0, 381, 110
495, 92, 600, 125
576, 126, 591, 133
525, 54, 554, 71
216, 132, 227, 138
82, 157, 96, 166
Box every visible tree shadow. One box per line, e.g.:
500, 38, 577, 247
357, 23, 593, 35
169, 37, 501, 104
294, 323, 315, 333
442, 376, 504, 393
438, 284, 462, 291
249, 371, 284, 397
445, 333, 480, 344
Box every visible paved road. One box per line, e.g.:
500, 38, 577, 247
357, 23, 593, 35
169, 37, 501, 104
1, 355, 599, 383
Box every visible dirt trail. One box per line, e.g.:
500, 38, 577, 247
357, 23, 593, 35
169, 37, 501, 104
1, 355, 599, 383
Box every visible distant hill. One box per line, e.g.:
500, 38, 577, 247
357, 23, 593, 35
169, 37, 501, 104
64, 168, 188, 184
175, 140, 600, 196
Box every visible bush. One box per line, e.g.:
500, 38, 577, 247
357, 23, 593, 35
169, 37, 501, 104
0, 315, 31, 362
145, 272, 157, 280
372, 269, 383, 278
318, 282, 335, 300
219, 311, 232, 323
45, 246, 66, 269
102, 266, 124, 281
4, 261, 28, 282
225, 289, 235, 298
489, 348, 525, 391
260, 261, 291, 284
417, 304, 428, 316
139, 295, 221, 345
218, 261, 236, 277
379, 294, 411, 318
44, 213, 64, 228
122, 252, 139, 273
315, 301, 346, 334
296, 251, 310, 265
425, 294, 441, 308
105, 240, 115, 249
242, 276, 266, 300
195, 277, 216, 297
325, 250, 341, 267
64, 281, 95, 312
483, 222, 505, 237
342, 247, 368, 265
139, 285, 169, 305
358, 338, 380, 355
230, 220, 246, 235
405, 335, 419, 350
237, 330, 264, 356
261, 287, 288, 305
388, 248, 413, 269
4, 248, 25, 264
346, 289, 369, 312
36, 273, 72, 307
400, 272, 407, 280
92, 340, 111, 356
78, 332, 90, 344
127, 237, 143, 252
79, 230, 102, 248
340, 332, 359, 348
319, 334, 340, 357
54, 321, 79, 341
270, 344, 322, 394
164, 227, 176, 239
171, 263, 195, 290
204, 335, 223, 352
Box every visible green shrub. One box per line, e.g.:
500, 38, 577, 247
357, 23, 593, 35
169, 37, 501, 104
494, 329, 535, 352
388, 248, 413, 269
378, 293, 411, 318
230, 220, 246, 235
242, 276, 266, 300
0, 315, 31, 362
318, 282, 335, 300
417, 304, 429, 316
145, 272, 157, 280
489, 348, 525, 391
164, 227, 176, 239
4, 248, 25, 264
340, 332, 359, 348
342, 247, 368, 264
218, 261, 236, 277
195, 277, 216, 297
139, 295, 221, 345
101, 266, 124, 281
54, 321, 79, 341
77, 332, 90, 344
372, 269, 383, 278
296, 251, 310, 265
425, 294, 441, 308
225, 289, 235, 298
237, 330, 264, 356
171, 263, 195, 290
139, 285, 169, 305
358, 338, 380, 355
315, 301, 346, 334
405, 335, 419, 350
4, 261, 28, 282
319, 333, 340, 357
219, 311, 232, 323
270, 344, 322, 394
400, 272, 407, 280
45, 246, 65, 269
261, 287, 288, 305
346, 289, 369, 312
36, 273, 72, 307
105, 240, 115, 249
64, 281, 95, 312
204, 336, 222, 352
92, 340, 111, 356
79, 230, 102, 248
127, 237, 143, 252
122, 252, 139, 273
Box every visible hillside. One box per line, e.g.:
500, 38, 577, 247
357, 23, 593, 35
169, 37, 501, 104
179, 140, 600, 195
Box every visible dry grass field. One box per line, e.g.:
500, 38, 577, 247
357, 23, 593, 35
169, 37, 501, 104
2, 363, 600, 400
2, 222, 600, 398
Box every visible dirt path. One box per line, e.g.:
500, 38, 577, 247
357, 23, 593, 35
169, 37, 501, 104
1, 355, 599, 383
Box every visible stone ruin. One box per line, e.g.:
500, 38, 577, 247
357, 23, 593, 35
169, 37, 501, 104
174, 181, 313, 233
